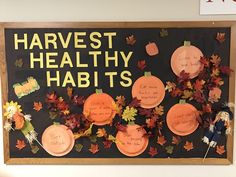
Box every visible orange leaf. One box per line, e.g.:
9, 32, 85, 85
126, 35, 136, 45
183, 141, 194, 151
193, 79, 205, 91
116, 96, 126, 107
89, 144, 99, 154
16, 139, 26, 150
157, 135, 167, 146
33, 101, 43, 111
146, 117, 157, 129
148, 147, 158, 157
67, 87, 73, 98
172, 136, 181, 145
216, 32, 225, 43
210, 54, 221, 66
216, 145, 225, 155
96, 128, 107, 138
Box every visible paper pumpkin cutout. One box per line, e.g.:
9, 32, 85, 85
116, 124, 148, 157
83, 91, 116, 125
42, 124, 75, 157
13, 112, 25, 130
146, 42, 159, 56
132, 74, 165, 108
166, 103, 199, 136
171, 41, 203, 79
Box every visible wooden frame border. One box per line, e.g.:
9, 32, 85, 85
0, 21, 235, 165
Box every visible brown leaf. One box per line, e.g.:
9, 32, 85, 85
194, 79, 205, 91
103, 140, 113, 149
33, 101, 43, 111
200, 56, 210, 67
126, 35, 136, 45
16, 139, 26, 150
89, 144, 99, 154
183, 141, 194, 151
165, 81, 176, 92
210, 55, 221, 66
96, 128, 107, 138
67, 87, 73, 98
177, 70, 190, 83
170, 88, 182, 97
216, 145, 225, 155
116, 96, 126, 107
157, 135, 167, 146
128, 97, 141, 108
216, 32, 225, 43
172, 136, 181, 145
148, 147, 158, 157
153, 105, 164, 116
146, 117, 157, 129
137, 60, 147, 71
182, 90, 193, 100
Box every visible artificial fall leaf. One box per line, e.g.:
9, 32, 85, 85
172, 136, 181, 145
210, 55, 221, 66
157, 135, 167, 146
75, 143, 83, 152
46, 92, 57, 103
208, 87, 222, 103
211, 77, 224, 86
216, 32, 226, 43
89, 135, 97, 143
115, 123, 127, 132
67, 87, 73, 98
16, 139, 26, 150
153, 105, 164, 116
193, 90, 205, 103
160, 29, 168, 37
186, 81, 193, 89
116, 96, 126, 107
103, 140, 113, 149
211, 68, 220, 77
62, 109, 70, 115
220, 66, 233, 75
113, 104, 123, 116
15, 58, 23, 68
138, 108, 152, 117
216, 145, 225, 155
72, 95, 86, 106
148, 147, 158, 157
137, 60, 147, 71
126, 35, 136, 45
31, 145, 39, 154
128, 97, 141, 108
108, 135, 116, 142
200, 56, 210, 67
182, 90, 193, 100
194, 79, 205, 91
96, 128, 107, 138
122, 106, 137, 122
177, 70, 190, 83
165, 81, 176, 92
33, 101, 43, 111
146, 117, 157, 129
165, 146, 174, 154
49, 111, 58, 119
183, 141, 194, 151
170, 88, 182, 97
202, 104, 212, 113
89, 144, 99, 154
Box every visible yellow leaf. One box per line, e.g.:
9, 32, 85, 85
96, 128, 107, 138
122, 106, 137, 122
154, 105, 164, 116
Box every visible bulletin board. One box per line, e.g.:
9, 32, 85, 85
0, 22, 235, 165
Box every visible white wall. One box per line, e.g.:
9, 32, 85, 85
0, 0, 236, 177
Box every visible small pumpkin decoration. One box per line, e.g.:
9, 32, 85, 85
132, 72, 165, 108
171, 41, 203, 79
13, 112, 25, 130
83, 89, 116, 125
145, 42, 159, 56
166, 102, 199, 136
116, 124, 148, 157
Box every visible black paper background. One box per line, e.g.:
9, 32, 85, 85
4, 27, 230, 158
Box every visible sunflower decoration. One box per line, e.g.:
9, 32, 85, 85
3, 101, 22, 119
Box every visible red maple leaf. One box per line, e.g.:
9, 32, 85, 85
216, 145, 225, 155
137, 60, 147, 71
146, 117, 157, 129
148, 147, 158, 157
16, 139, 26, 150
46, 92, 58, 103
128, 97, 141, 108
33, 102, 43, 111
193, 79, 205, 91
170, 88, 182, 97
115, 123, 127, 132
200, 56, 210, 67
138, 108, 152, 117
89, 144, 99, 154
193, 90, 205, 103
220, 66, 233, 75
177, 70, 190, 83
183, 141, 194, 151
172, 136, 181, 145
72, 95, 86, 106
157, 135, 167, 146
103, 140, 113, 149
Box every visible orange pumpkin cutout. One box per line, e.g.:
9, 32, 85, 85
171, 41, 203, 79
132, 74, 165, 108
42, 124, 75, 157
116, 124, 148, 157
13, 112, 25, 130
146, 42, 159, 56
83, 91, 116, 125
166, 103, 199, 136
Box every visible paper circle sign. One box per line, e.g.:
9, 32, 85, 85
42, 124, 75, 157
83, 92, 116, 125
116, 124, 148, 157
166, 103, 199, 136
132, 75, 165, 108
171, 41, 203, 79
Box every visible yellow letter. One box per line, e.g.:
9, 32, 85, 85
62, 71, 76, 87
30, 52, 44, 68
89, 51, 101, 67
46, 52, 58, 68
46, 71, 60, 87
120, 70, 132, 87
29, 34, 43, 49
90, 32, 102, 49
74, 32, 86, 48
14, 33, 28, 50
104, 32, 116, 49
94, 71, 98, 87
77, 72, 90, 88
60, 52, 73, 68
45, 33, 57, 49
120, 51, 133, 67
58, 32, 72, 49
105, 51, 118, 67
105, 72, 117, 88
76, 52, 88, 67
